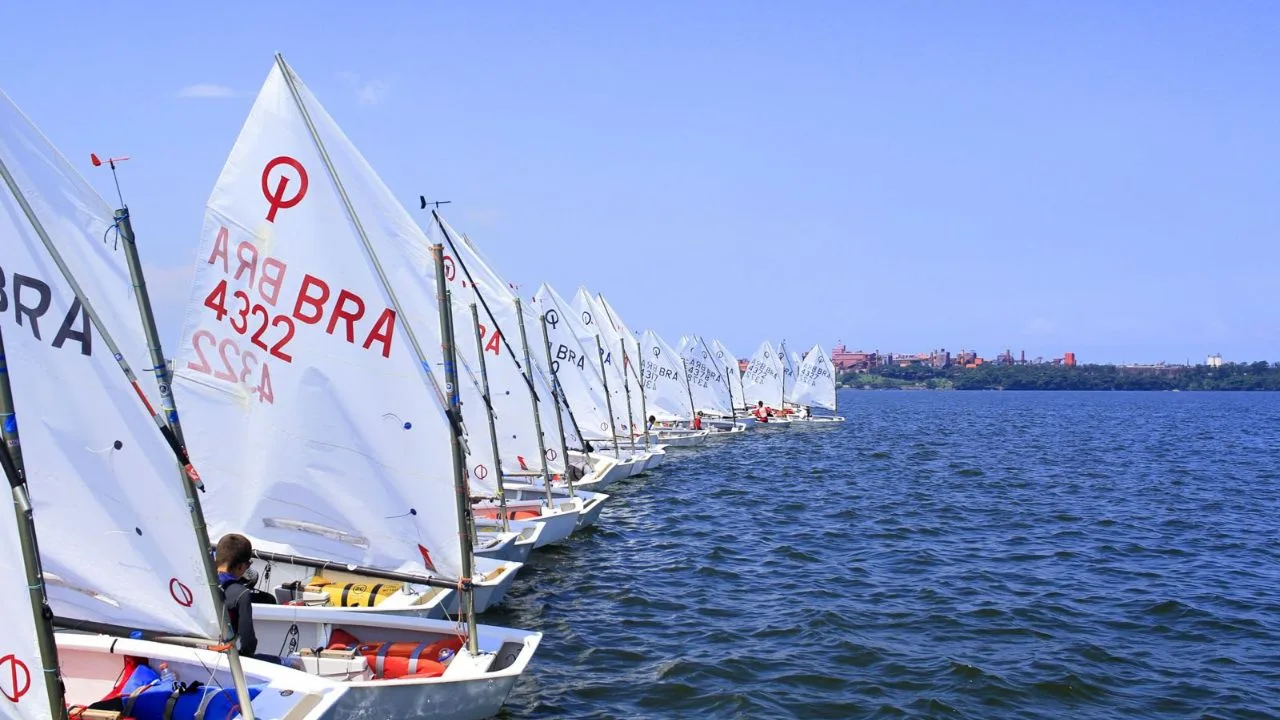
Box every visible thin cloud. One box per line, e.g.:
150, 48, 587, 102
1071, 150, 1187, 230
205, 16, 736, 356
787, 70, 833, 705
176, 84, 240, 99
1023, 317, 1057, 336
464, 206, 504, 228
338, 71, 390, 106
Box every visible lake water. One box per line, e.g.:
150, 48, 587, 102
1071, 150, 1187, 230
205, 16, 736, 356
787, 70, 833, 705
485, 391, 1280, 719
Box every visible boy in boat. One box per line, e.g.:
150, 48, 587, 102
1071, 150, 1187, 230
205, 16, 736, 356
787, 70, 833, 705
215, 533, 282, 664
754, 401, 769, 423
691, 411, 703, 431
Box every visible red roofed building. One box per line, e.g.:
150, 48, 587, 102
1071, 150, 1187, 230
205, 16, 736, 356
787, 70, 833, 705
832, 344, 877, 371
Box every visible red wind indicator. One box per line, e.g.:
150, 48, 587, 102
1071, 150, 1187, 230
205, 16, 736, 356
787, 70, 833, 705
90, 153, 131, 167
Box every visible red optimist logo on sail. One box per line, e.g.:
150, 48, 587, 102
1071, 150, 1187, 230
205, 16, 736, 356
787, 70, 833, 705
262, 156, 309, 222
186, 156, 399, 405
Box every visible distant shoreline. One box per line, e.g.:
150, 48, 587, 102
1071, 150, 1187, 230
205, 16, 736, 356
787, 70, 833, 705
837, 362, 1280, 391
841, 386, 1280, 392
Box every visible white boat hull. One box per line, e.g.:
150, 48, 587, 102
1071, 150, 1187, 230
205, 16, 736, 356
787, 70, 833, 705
787, 415, 846, 425
572, 449, 644, 482
473, 529, 525, 563
569, 452, 628, 490
475, 499, 580, 548
705, 415, 755, 430
258, 606, 540, 719
476, 519, 543, 563
650, 429, 711, 447
56, 608, 542, 720
501, 483, 610, 531
641, 445, 668, 471
443, 556, 521, 615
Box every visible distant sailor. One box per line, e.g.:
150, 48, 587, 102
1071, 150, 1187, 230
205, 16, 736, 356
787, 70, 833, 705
691, 411, 703, 431
754, 401, 769, 423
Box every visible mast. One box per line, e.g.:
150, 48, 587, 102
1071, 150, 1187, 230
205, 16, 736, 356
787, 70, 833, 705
432, 214, 539, 401
116, 207, 187, 444
0, 150, 256, 718
432, 249, 480, 653
617, 342, 639, 453
276, 55, 476, 640
779, 340, 787, 411
550, 364, 591, 456
629, 339, 651, 448
542, 315, 576, 496
724, 368, 738, 427
115, 198, 260, 720
680, 357, 698, 423
513, 300, 555, 507
595, 336, 622, 459
597, 297, 642, 450
616, 338, 637, 445
0, 326, 68, 720
470, 304, 509, 532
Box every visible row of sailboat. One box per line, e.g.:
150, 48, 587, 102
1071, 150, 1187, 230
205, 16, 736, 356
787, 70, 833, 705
0, 54, 841, 720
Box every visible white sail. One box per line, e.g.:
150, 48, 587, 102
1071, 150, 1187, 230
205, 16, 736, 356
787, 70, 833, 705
597, 294, 656, 422
677, 335, 732, 415
742, 340, 784, 409
572, 288, 642, 437
780, 342, 802, 404
0, 90, 223, 638
0, 487, 51, 719
596, 294, 641, 365
639, 330, 692, 421
172, 61, 467, 580
711, 339, 746, 410
431, 215, 575, 474
530, 284, 615, 442
264, 70, 506, 503
520, 303, 587, 454
424, 223, 582, 456
780, 340, 796, 388
791, 343, 838, 411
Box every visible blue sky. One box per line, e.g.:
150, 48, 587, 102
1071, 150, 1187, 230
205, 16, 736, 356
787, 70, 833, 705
3, 1, 1277, 364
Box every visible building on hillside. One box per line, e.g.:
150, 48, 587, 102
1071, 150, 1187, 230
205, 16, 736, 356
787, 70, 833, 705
895, 352, 932, 367
1119, 362, 1184, 377
1064, 352, 1077, 367
831, 344, 878, 371
1207, 353, 1224, 368
930, 348, 951, 368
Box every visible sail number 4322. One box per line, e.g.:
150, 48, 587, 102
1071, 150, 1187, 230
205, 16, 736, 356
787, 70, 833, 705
202, 278, 295, 362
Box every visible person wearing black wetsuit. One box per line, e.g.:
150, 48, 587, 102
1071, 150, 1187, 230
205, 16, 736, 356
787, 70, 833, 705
214, 533, 281, 664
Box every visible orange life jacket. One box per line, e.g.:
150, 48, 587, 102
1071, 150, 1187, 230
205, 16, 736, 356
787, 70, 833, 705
328, 628, 465, 679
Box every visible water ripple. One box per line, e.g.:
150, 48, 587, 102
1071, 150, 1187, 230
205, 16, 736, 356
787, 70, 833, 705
484, 391, 1280, 719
